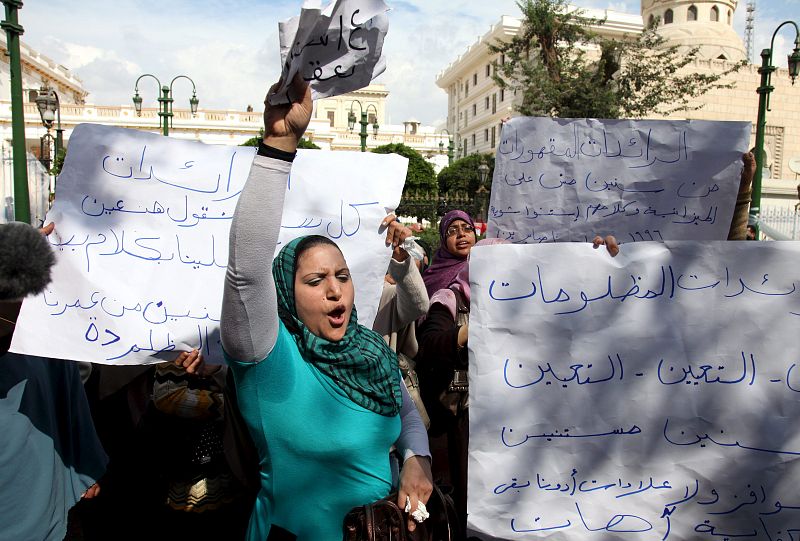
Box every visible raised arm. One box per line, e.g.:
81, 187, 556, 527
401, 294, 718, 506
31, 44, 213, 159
386, 256, 429, 328
220, 76, 312, 362
728, 152, 755, 240
374, 215, 429, 335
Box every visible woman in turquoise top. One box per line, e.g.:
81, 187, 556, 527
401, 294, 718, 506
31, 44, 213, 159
220, 75, 432, 540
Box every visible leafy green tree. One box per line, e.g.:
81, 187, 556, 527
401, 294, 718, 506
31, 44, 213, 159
50, 147, 66, 176
414, 224, 441, 256
240, 129, 264, 147
437, 153, 495, 194
490, 0, 744, 118
240, 129, 320, 149
372, 143, 437, 217
297, 138, 321, 149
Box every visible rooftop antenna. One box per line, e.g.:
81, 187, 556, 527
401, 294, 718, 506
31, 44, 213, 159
745, 0, 756, 63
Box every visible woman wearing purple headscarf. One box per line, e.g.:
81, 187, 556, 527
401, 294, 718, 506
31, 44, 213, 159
416, 237, 506, 533
421, 210, 477, 298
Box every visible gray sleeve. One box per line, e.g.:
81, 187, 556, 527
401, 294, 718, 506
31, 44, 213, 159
220, 155, 290, 363
386, 257, 430, 330
395, 377, 432, 461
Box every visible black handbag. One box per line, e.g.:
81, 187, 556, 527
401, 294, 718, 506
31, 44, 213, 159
342, 484, 460, 541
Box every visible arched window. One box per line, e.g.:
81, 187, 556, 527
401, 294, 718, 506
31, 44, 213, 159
664, 9, 673, 24
648, 14, 655, 27
710, 5, 719, 21
687, 5, 698, 21
727, 9, 732, 24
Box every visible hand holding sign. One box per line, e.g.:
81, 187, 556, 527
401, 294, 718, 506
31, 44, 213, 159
263, 73, 313, 152
270, 0, 390, 105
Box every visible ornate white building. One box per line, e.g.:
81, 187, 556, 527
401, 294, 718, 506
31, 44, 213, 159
641, 0, 746, 61
436, 0, 800, 209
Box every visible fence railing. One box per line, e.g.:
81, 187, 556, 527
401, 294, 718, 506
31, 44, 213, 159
397, 188, 490, 224
0, 145, 52, 225
759, 206, 800, 240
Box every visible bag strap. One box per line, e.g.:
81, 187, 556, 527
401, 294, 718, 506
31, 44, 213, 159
449, 286, 469, 314
365, 503, 375, 541
431, 483, 461, 541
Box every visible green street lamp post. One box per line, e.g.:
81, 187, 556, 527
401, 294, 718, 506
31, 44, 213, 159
34, 86, 63, 204
348, 100, 378, 152
751, 21, 800, 237
438, 129, 454, 165
39, 132, 54, 172
2, 0, 30, 223
475, 157, 491, 223
477, 158, 490, 186
34, 86, 63, 158
132, 74, 199, 137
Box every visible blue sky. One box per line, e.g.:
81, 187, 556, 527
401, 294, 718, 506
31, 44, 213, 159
18, 0, 799, 127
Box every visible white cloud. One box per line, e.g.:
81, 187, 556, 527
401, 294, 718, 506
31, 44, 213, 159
20, 0, 286, 109
372, 0, 522, 124
34, 37, 142, 104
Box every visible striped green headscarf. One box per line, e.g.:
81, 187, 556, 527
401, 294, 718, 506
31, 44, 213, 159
272, 236, 401, 417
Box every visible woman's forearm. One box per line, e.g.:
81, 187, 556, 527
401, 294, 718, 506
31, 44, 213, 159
396, 379, 431, 461
388, 257, 430, 329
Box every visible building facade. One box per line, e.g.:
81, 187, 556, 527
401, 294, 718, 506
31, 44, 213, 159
435, 1, 800, 209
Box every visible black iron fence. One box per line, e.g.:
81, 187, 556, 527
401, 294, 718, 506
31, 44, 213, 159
398, 188, 490, 224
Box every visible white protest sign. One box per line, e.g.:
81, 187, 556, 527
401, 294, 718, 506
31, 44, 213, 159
270, 0, 389, 104
278, 142, 407, 326
467, 241, 800, 540
488, 118, 750, 243
11, 124, 407, 365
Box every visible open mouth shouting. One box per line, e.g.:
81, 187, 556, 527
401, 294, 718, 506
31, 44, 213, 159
455, 239, 472, 250
327, 304, 347, 327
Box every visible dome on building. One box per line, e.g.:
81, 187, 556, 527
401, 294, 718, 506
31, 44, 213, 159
641, 0, 746, 62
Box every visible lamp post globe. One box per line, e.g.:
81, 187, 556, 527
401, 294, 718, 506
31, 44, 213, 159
477, 159, 490, 186
34, 88, 57, 129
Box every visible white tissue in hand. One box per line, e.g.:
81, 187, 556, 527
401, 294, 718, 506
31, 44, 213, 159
404, 495, 430, 522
